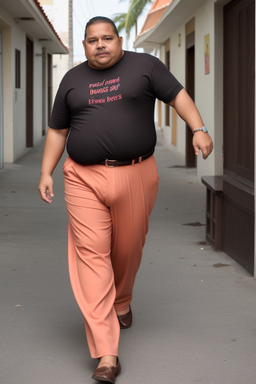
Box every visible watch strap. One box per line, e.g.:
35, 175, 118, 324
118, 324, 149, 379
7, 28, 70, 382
193, 125, 208, 134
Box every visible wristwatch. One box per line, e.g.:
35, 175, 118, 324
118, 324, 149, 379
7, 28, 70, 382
193, 126, 208, 134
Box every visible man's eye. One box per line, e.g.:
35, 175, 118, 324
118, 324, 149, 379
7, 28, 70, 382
89, 40, 96, 43
105, 37, 112, 41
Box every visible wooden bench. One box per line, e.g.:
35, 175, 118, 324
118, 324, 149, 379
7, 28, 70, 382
201, 176, 223, 251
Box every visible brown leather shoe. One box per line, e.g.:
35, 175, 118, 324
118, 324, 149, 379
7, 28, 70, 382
117, 306, 133, 329
92, 358, 121, 383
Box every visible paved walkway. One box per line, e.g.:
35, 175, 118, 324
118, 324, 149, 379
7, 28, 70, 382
1, 138, 256, 384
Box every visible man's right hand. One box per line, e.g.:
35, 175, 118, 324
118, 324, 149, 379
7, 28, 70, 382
38, 127, 69, 204
38, 174, 54, 204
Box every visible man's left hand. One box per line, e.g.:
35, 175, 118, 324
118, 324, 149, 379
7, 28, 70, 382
193, 132, 213, 160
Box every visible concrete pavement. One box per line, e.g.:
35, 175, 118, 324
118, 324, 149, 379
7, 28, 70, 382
1, 137, 256, 384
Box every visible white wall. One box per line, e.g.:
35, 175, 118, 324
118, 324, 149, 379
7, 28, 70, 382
194, 0, 215, 176
170, 25, 186, 156
159, 27, 187, 156
214, 1, 224, 176
6, 17, 45, 161
0, 4, 61, 163
157, 0, 218, 178
52, 53, 69, 101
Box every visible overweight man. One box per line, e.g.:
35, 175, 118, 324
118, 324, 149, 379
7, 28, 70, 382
39, 16, 213, 384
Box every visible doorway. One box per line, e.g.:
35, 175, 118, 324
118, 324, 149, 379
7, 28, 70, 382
26, 37, 33, 147
47, 53, 52, 126
186, 20, 196, 168
164, 40, 170, 128
0, 31, 3, 168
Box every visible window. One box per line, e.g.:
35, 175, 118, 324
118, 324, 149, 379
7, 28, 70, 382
15, 49, 21, 89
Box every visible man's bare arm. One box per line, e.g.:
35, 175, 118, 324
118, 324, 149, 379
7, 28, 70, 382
38, 128, 69, 203
169, 89, 213, 159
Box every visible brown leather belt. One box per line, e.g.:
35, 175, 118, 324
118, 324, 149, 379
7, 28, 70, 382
98, 149, 154, 167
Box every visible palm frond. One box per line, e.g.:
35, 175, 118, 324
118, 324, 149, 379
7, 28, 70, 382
125, 0, 153, 37
113, 13, 127, 34
114, 0, 153, 38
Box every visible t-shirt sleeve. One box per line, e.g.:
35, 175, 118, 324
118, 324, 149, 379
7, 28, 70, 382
150, 57, 183, 103
49, 79, 71, 130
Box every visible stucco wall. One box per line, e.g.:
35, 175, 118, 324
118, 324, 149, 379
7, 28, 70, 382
194, 0, 215, 176
158, 0, 218, 178
214, 1, 224, 176
170, 25, 186, 157
52, 53, 69, 101
0, 5, 60, 163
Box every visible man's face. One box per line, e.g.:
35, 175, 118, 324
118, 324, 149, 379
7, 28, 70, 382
83, 22, 123, 70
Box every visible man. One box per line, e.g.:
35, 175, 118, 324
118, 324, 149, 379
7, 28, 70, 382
39, 16, 213, 383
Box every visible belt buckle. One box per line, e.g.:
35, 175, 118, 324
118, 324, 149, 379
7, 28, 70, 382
105, 159, 116, 167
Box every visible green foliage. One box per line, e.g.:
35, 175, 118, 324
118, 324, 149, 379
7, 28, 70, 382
113, 0, 153, 38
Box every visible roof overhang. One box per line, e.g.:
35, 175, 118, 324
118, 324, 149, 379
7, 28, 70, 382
134, 0, 207, 50
0, 0, 68, 54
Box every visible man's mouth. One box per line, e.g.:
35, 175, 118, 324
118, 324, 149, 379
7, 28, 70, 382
96, 52, 109, 57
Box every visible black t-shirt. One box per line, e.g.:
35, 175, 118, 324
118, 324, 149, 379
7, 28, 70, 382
49, 51, 183, 165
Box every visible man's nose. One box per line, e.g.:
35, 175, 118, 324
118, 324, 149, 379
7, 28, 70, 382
97, 39, 105, 49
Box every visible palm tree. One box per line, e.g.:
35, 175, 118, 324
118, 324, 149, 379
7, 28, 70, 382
113, 0, 153, 39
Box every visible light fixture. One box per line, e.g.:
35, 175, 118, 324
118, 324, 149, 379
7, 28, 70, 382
15, 17, 35, 21
178, 33, 181, 47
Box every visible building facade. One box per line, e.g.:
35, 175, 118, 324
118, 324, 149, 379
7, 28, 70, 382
135, 0, 255, 275
0, 0, 68, 167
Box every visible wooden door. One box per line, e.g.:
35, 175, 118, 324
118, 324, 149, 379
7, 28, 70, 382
223, 0, 255, 273
186, 40, 195, 167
